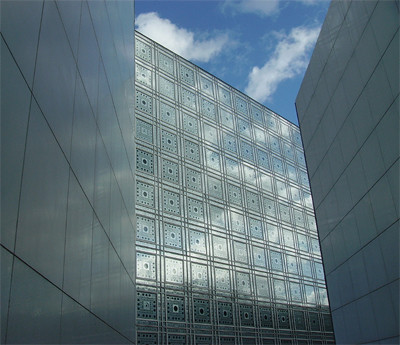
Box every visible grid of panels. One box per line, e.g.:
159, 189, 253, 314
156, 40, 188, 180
134, 32, 332, 343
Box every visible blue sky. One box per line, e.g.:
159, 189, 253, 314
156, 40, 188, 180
135, 0, 330, 125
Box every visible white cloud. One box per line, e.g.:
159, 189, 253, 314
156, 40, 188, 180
223, 0, 280, 16
245, 25, 321, 102
135, 12, 230, 63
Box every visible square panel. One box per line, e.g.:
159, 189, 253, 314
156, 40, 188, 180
231, 211, 245, 233
225, 158, 239, 178
137, 291, 157, 319
290, 282, 302, 302
181, 87, 196, 109
213, 235, 228, 258
234, 241, 248, 263
279, 203, 291, 223
136, 64, 152, 88
259, 307, 274, 328
286, 164, 297, 181
186, 168, 202, 191
266, 113, 277, 130
220, 108, 234, 128
137, 252, 156, 279
294, 209, 305, 228
136, 181, 154, 207
244, 166, 257, 185
187, 198, 204, 221
165, 258, 183, 283
183, 113, 198, 135
202, 98, 216, 120
238, 118, 251, 137
161, 130, 178, 153
219, 87, 231, 106
189, 230, 206, 254
215, 268, 231, 291
294, 310, 306, 330
269, 135, 281, 153
267, 224, 280, 244
158, 52, 174, 74
291, 186, 301, 204
136, 215, 156, 242
159, 76, 175, 99
136, 39, 151, 62
163, 190, 180, 215
180, 64, 194, 85
286, 255, 298, 274
167, 296, 185, 321
249, 218, 263, 239
218, 302, 233, 324
283, 229, 294, 248
205, 149, 220, 170
253, 246, 266, 267
241, 141, 254, 161
203, 123, 218, 144
228, 184, 242, 206
162, 159, 179, 183
256, 275, 270, 298
297, 234, 309, 252
273, 279, 287, 300
136, 90, 153, 115
164, 223, 182, 248
258, 149, 270, 170
208, 177, 223, 199
200, 76, 213, 96
210, 205, 225, 227
315, 262, 325, 280
160, 102, 176, 125
240, 304, 254, 326
136, 118, 153, 143
185, 140, 200, 162
223, 133, 237, 152
235, 96, 248, 115
301, 259, 312, 278
272, 157, 284, 175
136, 149, 154, 174
236, 272, 251, 294
193, 298, 210, 323
251, 105, 263, 124
263, 198, 276, 218
246, 190, 260, 212
270, 251, 283, 271
304, 285, 316, 304
310, 238, 320, 253
276, 181, 287, 198
277, 308, 290, 329
191, 263, 208, 287
283, 142, 294, 161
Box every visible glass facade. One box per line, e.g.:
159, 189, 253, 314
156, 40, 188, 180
134, 31, 334, 344
1, 1, 136, 343
296, 0, 399, 344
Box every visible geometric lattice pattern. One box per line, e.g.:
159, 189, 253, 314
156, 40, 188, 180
134, 31, 332, 344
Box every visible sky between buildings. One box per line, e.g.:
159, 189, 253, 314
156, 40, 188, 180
135, 0, 330, 125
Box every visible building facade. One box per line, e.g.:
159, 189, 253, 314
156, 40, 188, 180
296, 0, 399, 344
133, 31, 334, 344
1, 1, 136, 343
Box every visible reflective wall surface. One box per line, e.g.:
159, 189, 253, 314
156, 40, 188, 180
296, 0, 399, 344
134, 31, 334, 344
1, 1, 136, 343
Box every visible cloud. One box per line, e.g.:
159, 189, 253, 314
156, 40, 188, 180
223, 0, 280, 16
135, 12, 230, 63
245, 25, 321, 102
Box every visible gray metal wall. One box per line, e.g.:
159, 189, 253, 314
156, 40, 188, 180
1, 1, 136, 343
296, 0, 399, 343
